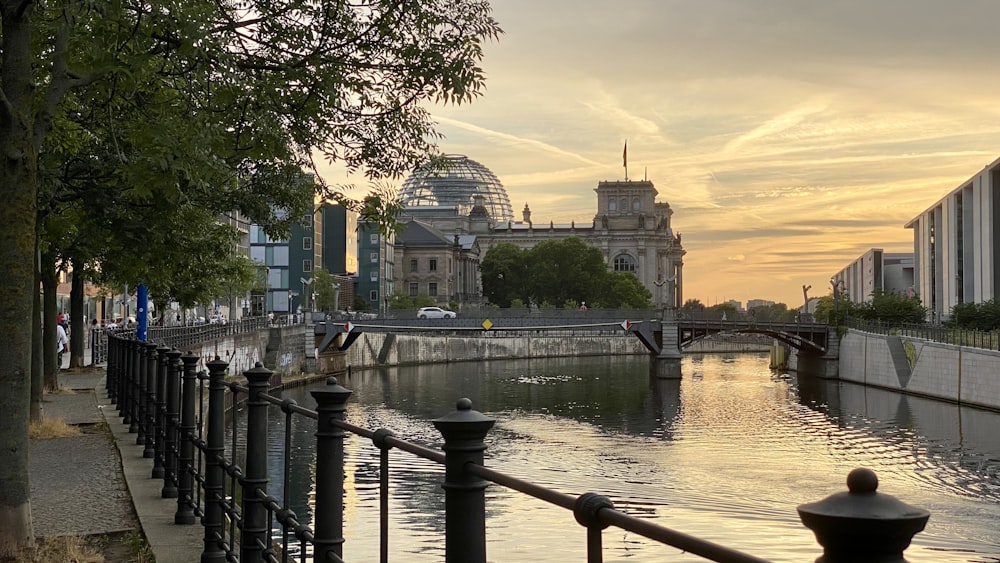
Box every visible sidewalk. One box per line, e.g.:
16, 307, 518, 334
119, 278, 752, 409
31, 367, 203, 563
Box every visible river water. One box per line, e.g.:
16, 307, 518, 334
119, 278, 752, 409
263, 353, 1000, 562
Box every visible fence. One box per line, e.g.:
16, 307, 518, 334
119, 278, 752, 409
91, 316, 270, 364
847, 317, 1000, 351
105, 332, 930, 563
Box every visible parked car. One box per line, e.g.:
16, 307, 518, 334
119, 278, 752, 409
416, 306, 456, 319
210, 313, 227, 325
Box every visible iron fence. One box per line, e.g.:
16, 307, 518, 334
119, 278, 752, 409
846, 317, 1000, 351
104, 332, 928, 563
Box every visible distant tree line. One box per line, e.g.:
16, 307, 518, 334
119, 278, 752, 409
480, 238, 653, 309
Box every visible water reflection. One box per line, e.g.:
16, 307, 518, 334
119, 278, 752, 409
261, 353, 1000, 562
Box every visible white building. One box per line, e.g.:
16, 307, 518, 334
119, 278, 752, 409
833, 249, 914, 305
905, 155, 1000, 320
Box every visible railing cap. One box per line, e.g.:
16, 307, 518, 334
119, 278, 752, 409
311, 377, 353, 405
244, 362, 273, 384
181, 351, 200, 364
206, 356, 229, 372
797, 468, 929, 558
432, 398, 495, 440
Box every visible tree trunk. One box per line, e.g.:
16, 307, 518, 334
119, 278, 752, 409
41, 253, 59, 391
70, 270, 85, 367
30, 249, 42, 423
0, 2, 38, 552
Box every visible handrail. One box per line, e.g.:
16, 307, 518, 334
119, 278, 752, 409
104, 332, 930, 563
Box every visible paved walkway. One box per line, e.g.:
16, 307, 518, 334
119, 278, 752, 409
31, 368, 203, 563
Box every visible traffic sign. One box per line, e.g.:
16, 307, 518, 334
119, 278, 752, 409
620, 320, 632, 331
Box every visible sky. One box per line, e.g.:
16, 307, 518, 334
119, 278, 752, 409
321, 0, 1000, 308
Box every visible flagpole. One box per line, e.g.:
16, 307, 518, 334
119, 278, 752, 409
623, 140, 628, 181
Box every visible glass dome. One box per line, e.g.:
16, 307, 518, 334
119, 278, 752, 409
399, 155, 513, 223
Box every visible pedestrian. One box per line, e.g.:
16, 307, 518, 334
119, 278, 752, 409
579, 301, 587, 311
56, 321, 69, 370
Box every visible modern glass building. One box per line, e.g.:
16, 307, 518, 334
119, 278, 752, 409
399, 154, 513, 224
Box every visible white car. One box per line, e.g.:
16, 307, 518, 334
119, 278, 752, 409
417, 306, 456, 319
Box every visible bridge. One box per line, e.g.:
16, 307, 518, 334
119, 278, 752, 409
313, 313, 835, 378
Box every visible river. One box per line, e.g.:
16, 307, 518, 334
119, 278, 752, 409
261, 353, 1000, 562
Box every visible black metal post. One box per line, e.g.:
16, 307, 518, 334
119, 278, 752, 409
432, 398, 495, 563
135, 340, 148, 445
201, 356, 230, 563
130, 339, 141, 433
152, 344, 171, 479
121, 338, 133, 424
143, 342, 158, 457
106, 335, 117, 403
175, 351, 200, 524
798, 468, 929, 562
310, 377, 352, 562
117, 336, 127, 417
162, 349, 182, 498
240, 362, 274, 563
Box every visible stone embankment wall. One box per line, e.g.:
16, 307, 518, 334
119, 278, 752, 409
335, 331, 648, 368
838, 329, 1000, 411
189, 325, 309, 376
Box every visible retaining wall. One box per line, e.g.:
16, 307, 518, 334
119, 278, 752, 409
839, 329, 1000, 411
332, 331, 649, 368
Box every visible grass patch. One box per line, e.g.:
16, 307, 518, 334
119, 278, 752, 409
14, 535, 103, 563
29, 417, 82, 439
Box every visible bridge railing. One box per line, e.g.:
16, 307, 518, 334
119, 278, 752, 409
104, 331, 930, 563
90, 316, 269, 364
846, 317, 1000, 351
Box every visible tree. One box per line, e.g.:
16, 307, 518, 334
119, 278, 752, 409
680, 298, 705, 317
313, 269, 341, 312
478, 237, 653, 309
479, 243, 528, 307
0, 1, 501, 554
855, 290, 926, 325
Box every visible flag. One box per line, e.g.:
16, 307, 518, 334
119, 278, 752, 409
623, 141, 627, 167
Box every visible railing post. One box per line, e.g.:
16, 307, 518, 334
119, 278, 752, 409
240, 362, 274, 563
798, 468, 929, 562
162, 349, 182, 498
175, 351, 200, 524
121, 338, 133, 424
106, 335, 117, 403
152, 344, 171, 479
201, 356, 230, 563
310, 377, 352, 562
135, 340, 148, 445
117, 336, 128, 417
432, 398, 495, 563
143, 342, 158, 458
130, 339, 142, 433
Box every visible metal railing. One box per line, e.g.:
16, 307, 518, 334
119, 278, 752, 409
91, 316, 269, 364
846, 317, 1000, 351
104, 332, 929, 563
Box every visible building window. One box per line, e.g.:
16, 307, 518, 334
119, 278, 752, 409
370, 233, 379, 244
613, 254, 636, 272
370, 252, 378, 263
301, 214, 312, 227
409, 282, 419, 297
608, 198, 617, 212
620, 198, 628, 212
429, 258, 437, 271
303, 237, 312, 250
429, 282, 438, 296
410, 259, 418, 272
632, 197, 641, 211
303, 259, 312, 272
370, 271, 378, 282
370, 290, 378, 301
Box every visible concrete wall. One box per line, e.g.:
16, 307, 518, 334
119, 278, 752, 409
325, 331, 649, 369
838, 329, 1000, 411
185, 325, 309, 376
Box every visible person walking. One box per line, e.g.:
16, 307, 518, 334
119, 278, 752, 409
56, 321, 69, 370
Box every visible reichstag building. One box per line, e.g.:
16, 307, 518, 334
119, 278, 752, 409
394, 154, 686, 309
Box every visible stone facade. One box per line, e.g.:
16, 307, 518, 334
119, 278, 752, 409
396, 177, 685, 309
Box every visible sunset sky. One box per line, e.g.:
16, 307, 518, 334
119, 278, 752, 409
322, 0, 1000, 307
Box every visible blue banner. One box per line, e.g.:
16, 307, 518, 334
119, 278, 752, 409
137, 284, 148, 341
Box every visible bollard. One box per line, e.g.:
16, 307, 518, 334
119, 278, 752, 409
135, 340, 147, 445
151, 344, 171, 479
201, 356, 229, 563
143, 342, 158, 458
310, 377, 352, 562
130, 339, 141, 433
432, 398, 495, 563
240, 362, 274, 563
798, 468, 930, 563
161, 349, 182, 499
175, 351, 200, 525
